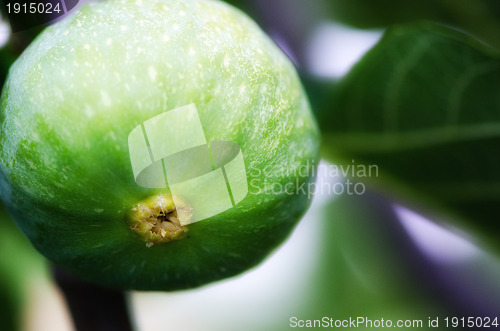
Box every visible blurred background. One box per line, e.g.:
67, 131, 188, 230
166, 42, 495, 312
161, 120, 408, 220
2, 0, 500, 330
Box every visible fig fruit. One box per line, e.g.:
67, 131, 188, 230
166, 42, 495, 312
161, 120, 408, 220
0, 0, 319, 290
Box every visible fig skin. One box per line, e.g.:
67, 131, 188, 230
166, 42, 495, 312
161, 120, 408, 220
0, 0, 319, 290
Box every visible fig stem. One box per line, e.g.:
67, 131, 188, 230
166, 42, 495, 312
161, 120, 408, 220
53, 265, 135, 331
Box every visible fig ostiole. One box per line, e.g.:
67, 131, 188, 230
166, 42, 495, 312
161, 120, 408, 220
0, 0, 319, 290
129, 194, 190, 246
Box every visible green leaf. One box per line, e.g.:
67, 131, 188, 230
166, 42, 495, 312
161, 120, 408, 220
284, 192, 453, 328
321, 22, 500, 253
327, 0, 450, 28
326, 0, 500, 48
0, 46, 17, 91
0, 204, 46, 330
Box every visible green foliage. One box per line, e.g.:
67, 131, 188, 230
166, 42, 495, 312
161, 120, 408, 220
0, 205, 46, 330
327, 0, 500, 48
0, 276, 19, 331
0, 47, 17, 90
261, 193, 452, 330
312, 195, 449, 320
321, 22, 500, 252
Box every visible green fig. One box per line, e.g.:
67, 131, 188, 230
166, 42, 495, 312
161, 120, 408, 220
0, 0, 319, 290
